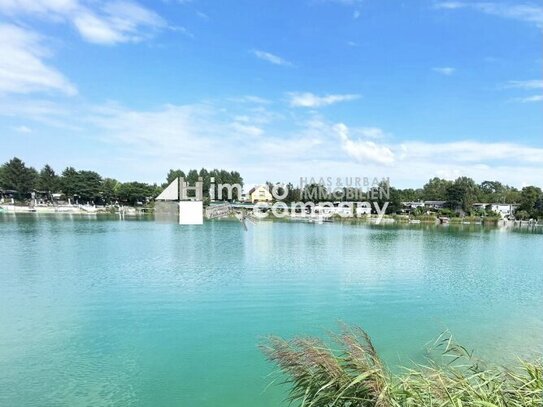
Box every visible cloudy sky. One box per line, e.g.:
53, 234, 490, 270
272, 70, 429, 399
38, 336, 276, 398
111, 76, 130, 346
0, 0, 542, 187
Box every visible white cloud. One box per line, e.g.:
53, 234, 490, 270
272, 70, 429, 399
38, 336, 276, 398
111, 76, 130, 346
230, 121, 264, 137
0, 24, 77, 95
76, 1, 167, 44
2, 97, 543, 187
335, 123, 395, 165
229, 95, 271, 105
12, 125, 32, 133
73, 11, 125, 44
506, 80, 543, 89
516, 95, 543, 103
504, 80, 543, 103
354, 127, 387, 139
0, 0, 78, 16
0, 0, 167, 45
251, 50, 293, 66
288, 92, 360, 107
433, 67, 455, 75
399, 140, 543, 164
435, 2, 543, 28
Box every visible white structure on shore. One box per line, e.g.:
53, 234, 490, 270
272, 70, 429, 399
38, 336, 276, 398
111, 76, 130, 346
473, 203, 519, 219
248, 185, 273, 203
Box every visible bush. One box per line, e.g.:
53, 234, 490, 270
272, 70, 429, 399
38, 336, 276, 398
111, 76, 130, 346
261, 325, 542, 407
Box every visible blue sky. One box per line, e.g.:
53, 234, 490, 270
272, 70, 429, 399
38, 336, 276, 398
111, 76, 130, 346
0, 0, 542, 187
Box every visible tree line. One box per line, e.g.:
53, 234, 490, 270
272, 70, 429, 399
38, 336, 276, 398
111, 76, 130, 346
1, 157, 541, 219
265, 177, 543, 219
0, 157, 243, 206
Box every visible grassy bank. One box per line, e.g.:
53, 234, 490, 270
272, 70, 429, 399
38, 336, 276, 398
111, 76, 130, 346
261, 326, 542, 407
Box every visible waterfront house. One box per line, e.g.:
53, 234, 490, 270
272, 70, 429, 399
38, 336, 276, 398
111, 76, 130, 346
472, 202, 518, 218
401, 201, 425, 213
490, 203, 518, 219
249, 185, 273, 203
472, 202, 489, 211
424, 201, 446, 210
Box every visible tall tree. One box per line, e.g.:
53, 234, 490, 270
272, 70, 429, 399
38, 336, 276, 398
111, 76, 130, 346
422, 177, 452, 201
166, 169, 185, 185
101, 178, 120, 203
517, 186, 542, 218
60, 167, 79, 198
116, 182, 155, 204
0, 157, 37, 198
186, 169, 199, 184
77, 171, 102, 202
36, 164, 59, 196
446, 177, 479, 213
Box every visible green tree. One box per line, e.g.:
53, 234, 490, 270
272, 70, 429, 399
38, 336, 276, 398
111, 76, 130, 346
166, 169, 185, 185
186, 169, 199, 184
422, 177, 453, 201
116, 182, 155, 205
77, 171, 102, 202
101, 178, 120, 203
504, 187, 521, 204
446, 177, 479, 213
60, 167, 79, 198
60, 168, 102, 202
399, 188, 423, 202
0, 157, 37, 198
373, 181, 401, 214
36, 164, 59, 196
517, 186, 542, 219
479, 181, 505, 203
515, 209, 531, 220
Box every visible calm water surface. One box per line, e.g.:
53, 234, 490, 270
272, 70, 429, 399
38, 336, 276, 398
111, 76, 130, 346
1, 215, 542, 406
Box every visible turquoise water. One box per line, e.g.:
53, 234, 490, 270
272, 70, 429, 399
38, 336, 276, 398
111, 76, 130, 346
1, 215, 542, 406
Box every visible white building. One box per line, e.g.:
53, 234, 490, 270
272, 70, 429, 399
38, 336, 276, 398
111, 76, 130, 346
490, 203, 518, 218
472, 202, 518, 218
248, 185, 273, 203
424, 200, 446, 210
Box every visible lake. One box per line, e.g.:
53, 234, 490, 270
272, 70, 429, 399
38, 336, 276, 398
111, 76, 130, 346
1, 215, 542, 406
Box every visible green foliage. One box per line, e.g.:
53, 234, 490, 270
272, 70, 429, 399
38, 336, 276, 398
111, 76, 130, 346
423, 177, 453, 201
445, 176, 479, 213
115, 182, 156, 204
0, 157, 161, 204
36, 164, 59, 194
101, 178, 120, 202
516, 186, 543, 219
166, 169, 186, 185
479, 180, 506, 203
60, 168, 102, 202
398, 188, 423, 202
515, 210, 531, 220
261, 326, 543, 407
60, 167, 79, 198
164, 168, 244, 200
0, 157, 37, 198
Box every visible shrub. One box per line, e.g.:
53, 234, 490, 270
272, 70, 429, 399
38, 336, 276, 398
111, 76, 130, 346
260, 325, 542, 407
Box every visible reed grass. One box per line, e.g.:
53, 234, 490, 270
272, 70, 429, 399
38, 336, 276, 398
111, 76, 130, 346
260, 325, 542, 407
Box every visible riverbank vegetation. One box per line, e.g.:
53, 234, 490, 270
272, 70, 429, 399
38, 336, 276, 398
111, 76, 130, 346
1, 156, 542, 219
261, 326, 542, 407
0, 157, 243, 206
